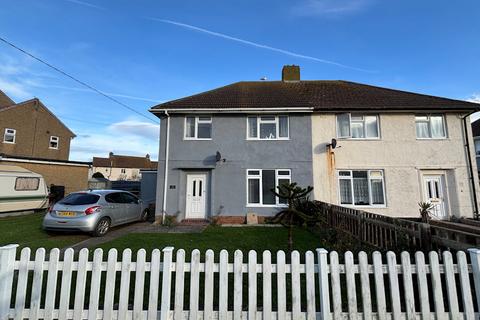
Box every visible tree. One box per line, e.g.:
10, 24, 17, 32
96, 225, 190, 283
270, 182, 315, 253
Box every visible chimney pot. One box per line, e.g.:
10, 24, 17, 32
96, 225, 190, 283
282, 65, 300, 82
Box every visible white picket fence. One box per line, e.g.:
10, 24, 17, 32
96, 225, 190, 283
1, 245, 480, 320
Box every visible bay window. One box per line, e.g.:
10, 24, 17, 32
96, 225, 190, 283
337, 113, 379, 139
247, 115, 289, 140
185, 116, 212, 139
415, 115, 446, 139
338, 170, 385, 206
247, 169, 291, 206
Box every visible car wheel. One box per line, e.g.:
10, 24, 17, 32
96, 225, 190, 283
93, 217, 111, 237
141, 208, 150, 222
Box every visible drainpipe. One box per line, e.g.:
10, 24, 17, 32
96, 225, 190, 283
462, 111, 479, 219
161, 110, 170, 224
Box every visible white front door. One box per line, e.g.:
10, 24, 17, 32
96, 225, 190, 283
423, 175, 448, 220
186, 174, 207, 219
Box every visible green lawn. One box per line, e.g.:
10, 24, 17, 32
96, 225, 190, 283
99, 225, 373, 260
0, 212, 374, 259
0, 212, 88, 251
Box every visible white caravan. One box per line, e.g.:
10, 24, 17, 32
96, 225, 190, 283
0, 165, 49, 213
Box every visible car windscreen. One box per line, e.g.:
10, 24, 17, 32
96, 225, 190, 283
58, 193, 100, 205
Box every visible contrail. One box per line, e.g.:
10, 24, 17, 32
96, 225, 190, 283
62, 0, 105, 10
149, 18, 375, 73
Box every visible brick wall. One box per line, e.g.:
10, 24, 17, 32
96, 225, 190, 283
1, 160, 89, 195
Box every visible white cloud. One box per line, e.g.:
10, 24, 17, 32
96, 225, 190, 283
292, 0, 372, 16
69, 118, 159, 161
149, 18, 374, 73
0, 78, 31, 100
468, 94, 480, 103
108, 119, 159, 140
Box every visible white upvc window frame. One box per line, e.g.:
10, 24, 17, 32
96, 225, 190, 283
184, 116, 212, 140
3, 128, 16, 144
49, 136, 59, 149
246, 169, 291, 207
337, 169, 386, 208
336, 113, 380, 139
415, 114, 447, 140
246, 115, 289, 140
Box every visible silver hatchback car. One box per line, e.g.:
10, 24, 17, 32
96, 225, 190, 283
43, 190, 149, 236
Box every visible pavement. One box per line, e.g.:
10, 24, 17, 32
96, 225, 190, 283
63, 220, 207, 251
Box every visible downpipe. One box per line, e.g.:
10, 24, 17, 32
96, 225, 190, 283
161, 110, 170, 224
462, 112, 479, 219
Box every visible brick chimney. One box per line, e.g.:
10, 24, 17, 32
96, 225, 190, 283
282, 65, 300, 82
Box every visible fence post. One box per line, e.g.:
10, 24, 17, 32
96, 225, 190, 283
316, 248, 330, 320
419, 223, 432, 252
0, 244, 18, 320
160, 246, 174, 320
468, 248, 480, 310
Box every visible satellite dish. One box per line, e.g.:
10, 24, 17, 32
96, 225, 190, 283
331, 138, 337, 149
216, 151, 222, 162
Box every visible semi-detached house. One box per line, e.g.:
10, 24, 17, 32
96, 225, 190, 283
150, 66, 480, 223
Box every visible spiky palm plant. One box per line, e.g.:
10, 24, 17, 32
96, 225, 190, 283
270, 182, 315, 253
418, 201, 434, 223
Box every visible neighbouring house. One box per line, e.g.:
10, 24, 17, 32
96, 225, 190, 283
0, 90, 90, 194
150, 65, 480, 223
92, 152, 158, 181
471, 119, 480, 175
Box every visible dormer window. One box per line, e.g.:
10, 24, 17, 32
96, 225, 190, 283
247, 115, 289, 140
3, 128, 16, 144
49, 136, 59, 149
185, 116, 212, 140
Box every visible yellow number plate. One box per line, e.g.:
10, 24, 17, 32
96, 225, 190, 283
58, 211, 76, 217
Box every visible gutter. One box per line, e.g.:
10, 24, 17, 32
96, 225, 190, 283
161, 110, 171, 224
462, 111, 479, 219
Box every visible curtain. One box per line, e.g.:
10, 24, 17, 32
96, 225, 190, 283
365, 116, 379, 138
339, 179, 352, 204
351, 122, 365, 138
260, 123, 276, 139
416, 121, 429, 138
248, 117, 257, 138
430, 116, 445, 138
370, 179, 384, 204
337, 113, 350, 138
353, 171, 369, 205
185, 117, 195, 137
279, 116, 289, 138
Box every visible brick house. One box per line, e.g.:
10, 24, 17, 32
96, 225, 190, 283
92, 152, 158, 181
0, 90, 90, 194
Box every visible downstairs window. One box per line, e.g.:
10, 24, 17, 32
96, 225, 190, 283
338, 170, 385, 206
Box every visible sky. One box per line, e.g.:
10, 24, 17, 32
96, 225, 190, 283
0, 0, 479, 161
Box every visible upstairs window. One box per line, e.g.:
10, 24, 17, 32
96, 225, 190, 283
49, 136, 59, 149
247, 115, 289, 140
3, 128, 16, 143
415, 115, 446, 139
337, 114, 379, 139
338, 170, 385, 206
185, 116, 212, 139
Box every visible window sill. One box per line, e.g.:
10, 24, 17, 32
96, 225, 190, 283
49, 147, 59, 150
416, 138, 448, 141
2, 141, 15, 144
341, 204, 387, 209
183, 138, 212, 141
337, 137, 381, 141
246, 138, 290, 141
246, 204, 288, 208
